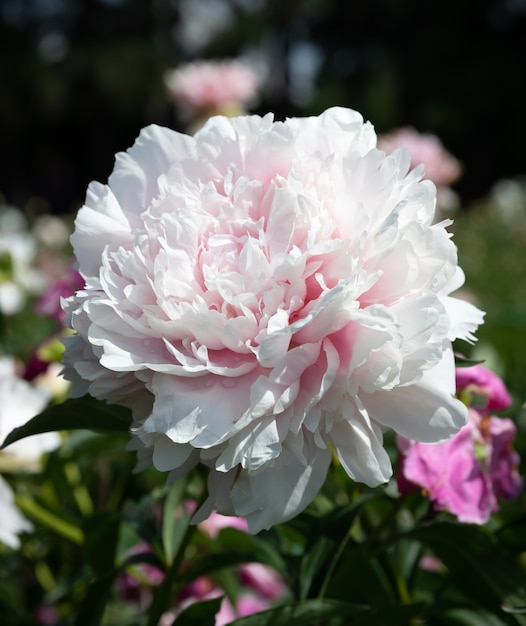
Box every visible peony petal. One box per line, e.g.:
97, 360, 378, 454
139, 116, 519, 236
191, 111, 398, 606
229, 434, 331, 533
330, 399, 392, 486
362, 345, 467, 443
109, 125, 197, 216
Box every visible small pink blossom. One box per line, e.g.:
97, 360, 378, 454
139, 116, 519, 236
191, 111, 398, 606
198, 509, 249, 538
489, 416, 522, 499
455, 363, 512, 411
165, 60, 259, 113
219, 594, 270, 624
397, 367, 522, 523
398, 410, 496, 523
36, 263, 84, 324
34, 603, 59, 625
116, 541, 164, 609
239, 562, 287, 599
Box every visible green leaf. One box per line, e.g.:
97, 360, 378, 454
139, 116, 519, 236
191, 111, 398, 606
298, 495, 379, 600
216, 527, 286, 572
350, 599, 484, 626
171, 596, 224, 626
119, 550, 166, 574
454, 354, 485, 368
162, 478, 190, 566
14, 494, 84, 544
221, 599, 368, 626
403, 522, 526, 621
1, 395, 132, 449
175, 552, 266, 591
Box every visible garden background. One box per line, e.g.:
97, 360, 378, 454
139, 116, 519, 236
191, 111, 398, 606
1, 1, 526, 624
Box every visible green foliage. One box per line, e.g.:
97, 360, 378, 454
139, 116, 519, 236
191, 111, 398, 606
1, 396, 132, 450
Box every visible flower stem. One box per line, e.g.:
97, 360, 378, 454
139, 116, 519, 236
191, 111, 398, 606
316, 524, 354, 599
146, 480, 207, 626
360, 503, 413, 606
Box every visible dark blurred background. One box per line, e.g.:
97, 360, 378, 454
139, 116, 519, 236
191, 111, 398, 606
1, 0, 525, 215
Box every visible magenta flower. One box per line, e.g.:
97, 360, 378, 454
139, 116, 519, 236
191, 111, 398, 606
489, 416, 523, 500
455, 363, 512, 411
397, 367, 522, 524
36, 263, 84, 324
239, 562, 288, 599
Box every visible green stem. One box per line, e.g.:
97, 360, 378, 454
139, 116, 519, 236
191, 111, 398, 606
146, 485, 208, 626
360, 504, 413, 607
316, 525, 354, 599
15, 494, 83, 544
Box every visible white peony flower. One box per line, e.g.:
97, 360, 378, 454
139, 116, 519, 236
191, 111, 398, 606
0, 357, 59, 473
62, 107, 484, 533
0, 356, 59, 548
0, 206, 46, 315
0, 476, 33, 549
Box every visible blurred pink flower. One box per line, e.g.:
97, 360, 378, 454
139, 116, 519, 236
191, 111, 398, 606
397, 367, 522, 523
34, 603, 59, 625
216, 593, 270, 625
198, 509, 249, 538
165, 60, 259, 113
120, 530, 287, 623
455, 363, 512, 411
117, 542, 164, 609
239, 562, 287, 599
378, 127, 462, 209
161, 590, 272, 626
36, 263, 84, 324
489, 416, 523, 500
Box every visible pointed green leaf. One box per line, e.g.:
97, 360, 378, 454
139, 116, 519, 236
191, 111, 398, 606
454, 354, 486, 368
298, 495, 380, 600
162, 477, 190, 566
404, 522, 526, 621
1, 395, 132, 449
219, 599, 367, 626
171, 596, 224, 626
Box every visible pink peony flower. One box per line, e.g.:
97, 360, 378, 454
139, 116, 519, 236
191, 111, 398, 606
198, 509, 249, 538
398, 411, 496, 523
455, 363, 512, 411
165, 60, 259, 113
377, 127, 462, 210
239, 562, 287, 599
165, 589, 272, 626
489, 416, 522, 500
62, 107, 483, 532
397, 366, 522, 523
218, 594, 271, 625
